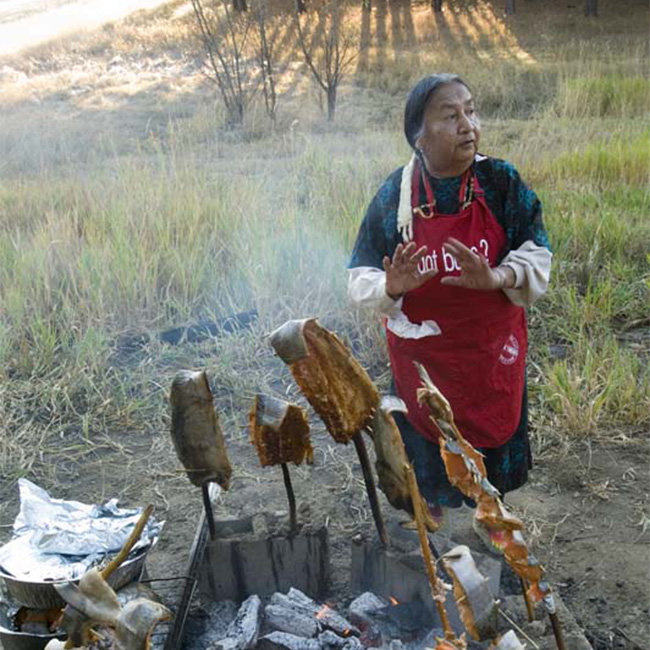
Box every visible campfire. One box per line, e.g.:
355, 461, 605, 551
172, 318, 584, 650
0, 318, 592, 650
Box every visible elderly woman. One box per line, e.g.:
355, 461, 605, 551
348, 74, 551, 550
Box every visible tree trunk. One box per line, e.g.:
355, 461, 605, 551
296, 0, 307, 12
585, 0, 597, 16
505, 0, 515, 14
362, 0, 371, 11
233, 0, 247, 11
432, 0, 443, 12
327, 86, 337, 122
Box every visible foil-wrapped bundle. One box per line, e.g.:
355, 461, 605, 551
0, 479, 162, 582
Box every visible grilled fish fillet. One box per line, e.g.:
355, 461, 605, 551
369, 397, 438, 531
269, 319, 379, 444
441, 545, 498, 641
415, 363, 551, 604
250, 395, 313, 467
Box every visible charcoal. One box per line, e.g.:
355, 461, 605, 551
348, 592, 386, 624
270, 589, 359, 638
265, 604, 320, 638
209, 595, 261, 650
347, 591, 384, 646
258, 631, 322, 650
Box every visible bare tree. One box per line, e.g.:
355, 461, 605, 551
233, 0, 247, 11
294, 0, 356, 122
505, 0, 516, 14
191, 0, 253, 126
432, 0, 443, 12
585, 0, 597, 16
252, 0, 278, 124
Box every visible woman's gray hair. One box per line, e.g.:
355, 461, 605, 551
404, 73, 471, 150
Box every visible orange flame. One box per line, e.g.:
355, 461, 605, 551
315, 605, 331, 620
389, 596, 399, 606
342, 628, 351, 637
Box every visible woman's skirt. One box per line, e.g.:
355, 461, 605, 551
394, 382, 532, 508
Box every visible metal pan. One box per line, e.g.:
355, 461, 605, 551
0, 546, 148, 610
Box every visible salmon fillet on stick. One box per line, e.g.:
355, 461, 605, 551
249, 394, 313, 531
170, 370, 233, 539
269, 318, 389, 545
415, 363, 566, 650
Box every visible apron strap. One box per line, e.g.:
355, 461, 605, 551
413, 161, 483, 216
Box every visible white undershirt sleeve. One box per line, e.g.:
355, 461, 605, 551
348, 240, 551, 317
501, 240, 553, 308
347, 266, 402, 316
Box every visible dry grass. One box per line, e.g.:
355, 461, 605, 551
0, 0, 648, 492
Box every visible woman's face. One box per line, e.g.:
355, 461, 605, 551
416, 82, 481, 178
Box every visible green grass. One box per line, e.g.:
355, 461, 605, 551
557, 76, 649, 118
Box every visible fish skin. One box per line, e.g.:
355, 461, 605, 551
370, 405, 439, 532
170, 370, 232, 490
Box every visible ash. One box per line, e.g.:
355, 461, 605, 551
182, 588, 485, 650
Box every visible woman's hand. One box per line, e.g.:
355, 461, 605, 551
383, 242, 437, 300
440, 238, 515, 291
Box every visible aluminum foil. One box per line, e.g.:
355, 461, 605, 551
0, 479, 163, 582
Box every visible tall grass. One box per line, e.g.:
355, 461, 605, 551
0, 1, 649, 482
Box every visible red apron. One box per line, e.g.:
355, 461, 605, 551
386, 162, 527, 449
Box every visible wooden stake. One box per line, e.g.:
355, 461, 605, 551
549, 609, 567, 650
405, 464, 454, 640
352, 432, 389, 548
101, 504, 154, 580
521, 577, 535, 622
281, 462, 297, 532
201, 482, 217, 541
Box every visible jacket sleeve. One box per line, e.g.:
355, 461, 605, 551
347, 170, 403, 313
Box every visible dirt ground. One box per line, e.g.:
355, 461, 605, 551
0, 327, 647, 650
